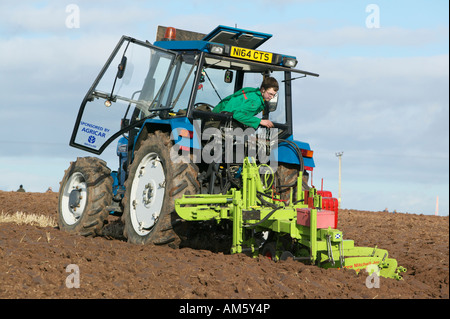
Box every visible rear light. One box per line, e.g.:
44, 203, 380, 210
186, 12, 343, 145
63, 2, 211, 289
301, 149, 314, 158
178, 129, 193, 138
117, 144, 127, 153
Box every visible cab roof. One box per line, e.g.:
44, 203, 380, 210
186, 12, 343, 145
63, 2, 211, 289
153, 25, 319, 77
154, 25, 271, 51
155, 25, 271, 49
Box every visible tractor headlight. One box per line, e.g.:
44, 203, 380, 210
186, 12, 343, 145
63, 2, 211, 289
209, 44, 225, 55
282, 57, 298, 68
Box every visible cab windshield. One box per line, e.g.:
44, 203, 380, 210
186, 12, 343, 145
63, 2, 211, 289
191, 55, 288, 125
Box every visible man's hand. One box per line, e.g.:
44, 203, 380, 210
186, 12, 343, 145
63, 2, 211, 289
260, 119, 274, 128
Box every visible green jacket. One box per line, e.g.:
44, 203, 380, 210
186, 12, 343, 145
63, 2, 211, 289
212, 87, 264, 129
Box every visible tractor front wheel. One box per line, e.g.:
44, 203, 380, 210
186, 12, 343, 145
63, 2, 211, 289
58, 157, 113, 236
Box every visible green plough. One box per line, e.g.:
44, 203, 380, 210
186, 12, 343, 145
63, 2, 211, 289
175, 158, 406, 280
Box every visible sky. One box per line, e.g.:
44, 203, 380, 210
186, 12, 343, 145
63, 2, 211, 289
0, 0, 448, 216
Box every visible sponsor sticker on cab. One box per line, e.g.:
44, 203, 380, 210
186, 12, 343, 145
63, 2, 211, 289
230, 46, 272, 63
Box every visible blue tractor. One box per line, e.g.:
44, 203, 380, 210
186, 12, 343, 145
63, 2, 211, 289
57, 25, 321, 247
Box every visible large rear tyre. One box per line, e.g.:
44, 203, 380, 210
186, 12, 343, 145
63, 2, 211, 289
275, 163, 309, 201
58, 157, 113, 236
122, 130, 199, 246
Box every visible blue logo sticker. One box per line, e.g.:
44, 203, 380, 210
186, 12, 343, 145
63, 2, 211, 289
88, 135, 96, 144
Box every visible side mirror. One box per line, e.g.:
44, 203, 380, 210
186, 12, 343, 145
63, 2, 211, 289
267, 93, 278, 112
224, 70, 233, 83
117, 56, 127, 79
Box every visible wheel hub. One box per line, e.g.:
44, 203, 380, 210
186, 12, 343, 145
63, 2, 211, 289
143, 183, 154, 205
69, 188, 82, 209
130, 153, 166, 236
61, 172, 87, 225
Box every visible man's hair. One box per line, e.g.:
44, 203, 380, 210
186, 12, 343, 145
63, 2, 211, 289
261, 76, 279, 91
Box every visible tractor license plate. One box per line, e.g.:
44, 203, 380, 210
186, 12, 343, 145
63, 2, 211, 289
230, 46, 273, 63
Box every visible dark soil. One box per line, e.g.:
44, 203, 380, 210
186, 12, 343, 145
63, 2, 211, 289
0, 191, 448, 299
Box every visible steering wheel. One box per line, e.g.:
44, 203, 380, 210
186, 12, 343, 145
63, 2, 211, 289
194, 102, 215, 111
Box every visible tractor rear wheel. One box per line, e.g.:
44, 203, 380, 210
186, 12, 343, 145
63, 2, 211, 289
275, 163, 309, 201
122, 130, 199, 246
58, 157, 113, 236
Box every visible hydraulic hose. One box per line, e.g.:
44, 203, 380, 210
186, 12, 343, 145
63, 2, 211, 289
278, 139, 304, 173
275, 139, 304, 190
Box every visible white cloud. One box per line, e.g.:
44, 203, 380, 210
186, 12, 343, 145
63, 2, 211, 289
262, 21, 449, 58
289, 52, 449, 212
0, 2, 161, 38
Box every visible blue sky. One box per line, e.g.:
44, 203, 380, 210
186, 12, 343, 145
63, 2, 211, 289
0, 0, 448, 215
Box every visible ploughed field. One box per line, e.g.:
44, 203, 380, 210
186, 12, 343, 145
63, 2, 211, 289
0, 190, 448, 299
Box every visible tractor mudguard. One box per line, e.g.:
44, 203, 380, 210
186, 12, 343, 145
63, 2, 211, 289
272, 136, 315, 169
133, 117, 201, 156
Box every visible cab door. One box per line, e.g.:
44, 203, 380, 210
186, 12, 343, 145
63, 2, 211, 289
70, 36, 178, 155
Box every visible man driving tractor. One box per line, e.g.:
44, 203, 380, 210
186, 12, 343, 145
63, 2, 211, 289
212, 76, 278, 129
